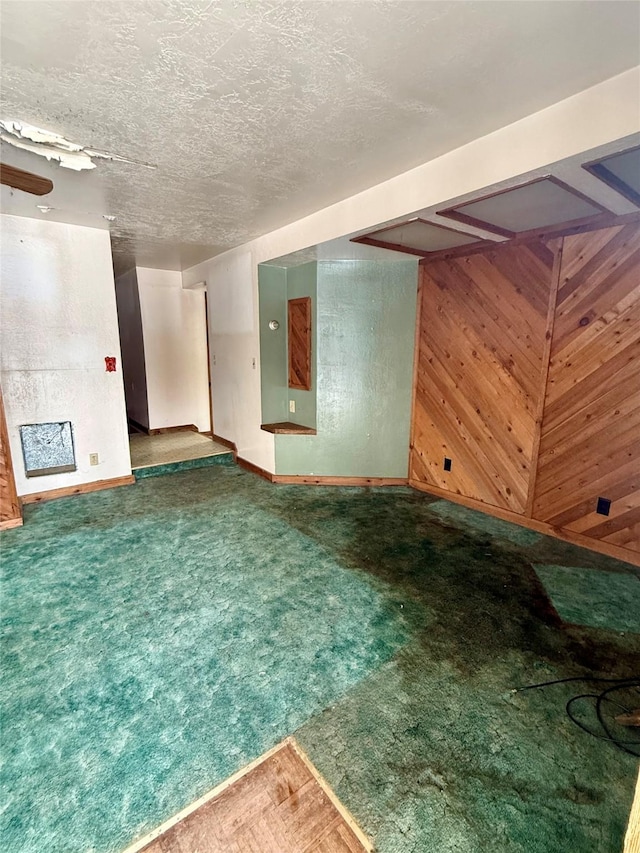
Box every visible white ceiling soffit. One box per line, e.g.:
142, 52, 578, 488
438, 177, 609, 238
1, 0, 640, 273
583, 145, 640, 208
355, 218, 483, 255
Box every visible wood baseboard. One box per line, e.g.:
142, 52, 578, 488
409, 479, 640, 568
148, 424, 199, 436
21, 475, 136, 505
210, 433, 238, 453
272, 475, 408, 487
236, 456, 274, 482
0, 516, 23, 531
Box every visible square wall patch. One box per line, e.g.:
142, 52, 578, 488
19, 421, 76, 477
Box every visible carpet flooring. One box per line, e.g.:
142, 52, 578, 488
1, 459, 638, 853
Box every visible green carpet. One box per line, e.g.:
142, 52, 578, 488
1, 461, 638, 853
534, 563, 640, 634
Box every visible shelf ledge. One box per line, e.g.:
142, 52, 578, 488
260, 422, 317, 435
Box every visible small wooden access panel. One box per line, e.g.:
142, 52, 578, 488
288, 296, 312, 391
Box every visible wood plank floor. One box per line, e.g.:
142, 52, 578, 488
131, 739, 371, 853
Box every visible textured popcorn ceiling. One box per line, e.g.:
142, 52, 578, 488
1, 0, 639, 273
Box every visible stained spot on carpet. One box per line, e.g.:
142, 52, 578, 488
425, 499, 542, 547
534, 564, 640, 634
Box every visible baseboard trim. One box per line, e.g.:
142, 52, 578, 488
210, 433, 238, 453
409, 478, 640, 568
236, 456, 274, 482
148, 424, 199, 436
0, 516, 23, 531
272, 475, 408, 487
21, 475, 136, 505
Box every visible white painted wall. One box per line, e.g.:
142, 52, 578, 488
0, 215, 131, 496
114, 267, 149, 428
181, 69, 640, 473
136, 267, 210, 432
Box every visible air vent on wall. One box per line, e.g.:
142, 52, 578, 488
438, 176, 610, 239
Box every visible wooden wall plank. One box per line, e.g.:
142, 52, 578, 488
0, 387, 22, 530
410, 241, 555, 513
410, 220, 640, 560
532, 222, 640, 554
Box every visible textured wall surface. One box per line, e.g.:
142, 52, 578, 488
275, 260, 417, 477
258, 262, 318, 429
205, 251, 274, 468
285, 262, 317, 429
136, 268, 210, 432
114, 267, 149, 428
258, 265, 288, 425
0, 215, 130, 495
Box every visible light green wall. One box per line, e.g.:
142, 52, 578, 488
258, 261, 317, 428
286, 262, 317, 428
258, 265, 287, 424
275, 259, 418, 477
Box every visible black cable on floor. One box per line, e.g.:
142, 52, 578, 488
513, 675, 640, 756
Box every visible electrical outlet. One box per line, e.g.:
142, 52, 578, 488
89, 453, 99, 466
289, 400, 296, 413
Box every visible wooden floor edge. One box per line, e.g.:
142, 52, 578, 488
624, 768, 640, 853
409, 479, 640, 568
289, 738, 374, 853
210, 433, 238, 453
0, 516, 23, 530
20, 474, 136, 505
273, 475, 408, 487
119, 738, 302, 853
236, 455, 274, 482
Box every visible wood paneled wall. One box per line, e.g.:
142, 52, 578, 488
410, 221, 640, 565
533, 223, 640, 550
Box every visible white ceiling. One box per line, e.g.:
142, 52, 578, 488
1, 0, 639, 274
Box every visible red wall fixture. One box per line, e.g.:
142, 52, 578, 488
105, 356, 116, 372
